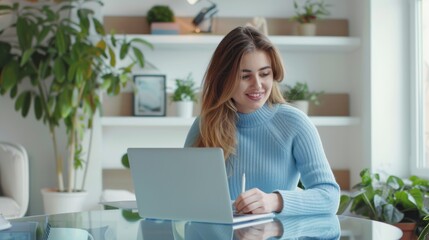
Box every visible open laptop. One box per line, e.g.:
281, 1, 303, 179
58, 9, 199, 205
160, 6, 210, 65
127, 147, 275, 224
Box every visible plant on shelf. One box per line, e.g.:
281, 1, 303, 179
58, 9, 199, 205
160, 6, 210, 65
171, 73, 198, 103
337, 168, 429, 239
147, 5, 175, 24
146, 5, 179, 35
0, 0, 151, 200
291, 0, 331, 36
171, 73, 198, 118
283, 82, 322, 114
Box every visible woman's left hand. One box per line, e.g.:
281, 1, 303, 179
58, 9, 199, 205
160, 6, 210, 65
234, 188, 283, 214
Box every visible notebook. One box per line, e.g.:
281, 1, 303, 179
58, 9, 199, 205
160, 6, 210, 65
127, 147, 275, 224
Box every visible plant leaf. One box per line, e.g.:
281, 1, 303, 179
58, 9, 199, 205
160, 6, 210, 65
1, 59, 19, 92
0, 41, 12, 68
22, 91, 32, 117
34, 95, 43, 120
119, 43, 130, 60
132, 46, 144, 67
337, 195, 351, 214
92, 17, 105, 35
56, 27, 67, 56
130, 38, 153, 49
20, 48, 34, 66
15, 91, 26, 111
382, 203, 404, 224
108, 46, 116, 67
16, 17, 32, 50
53, 58, 66, 83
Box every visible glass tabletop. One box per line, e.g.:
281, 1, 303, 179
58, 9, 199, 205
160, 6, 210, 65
4, 209, 402, 240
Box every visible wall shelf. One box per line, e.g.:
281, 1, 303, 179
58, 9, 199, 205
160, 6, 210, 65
121, 35, 361, 52
101, 116, 360, 127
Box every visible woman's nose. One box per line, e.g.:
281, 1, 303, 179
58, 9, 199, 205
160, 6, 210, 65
252, 76, 262, 89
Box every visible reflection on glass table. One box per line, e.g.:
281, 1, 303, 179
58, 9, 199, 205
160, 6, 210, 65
5, 209, 403, 240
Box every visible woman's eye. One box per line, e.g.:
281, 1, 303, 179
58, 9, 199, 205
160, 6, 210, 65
241, 75, 250, 80
260, 72, 270, 78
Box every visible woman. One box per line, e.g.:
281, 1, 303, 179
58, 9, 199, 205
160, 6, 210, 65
184, 26, 339, 216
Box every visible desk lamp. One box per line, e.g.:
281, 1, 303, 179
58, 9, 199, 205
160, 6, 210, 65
187, 0, 218, 33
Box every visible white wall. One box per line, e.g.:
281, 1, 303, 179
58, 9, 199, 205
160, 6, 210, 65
369, 0, 410, 177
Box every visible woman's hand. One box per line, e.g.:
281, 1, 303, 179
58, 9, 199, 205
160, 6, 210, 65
234, 188, 283, 214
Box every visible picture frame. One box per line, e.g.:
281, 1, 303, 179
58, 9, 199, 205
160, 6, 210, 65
133, 74, 166, 116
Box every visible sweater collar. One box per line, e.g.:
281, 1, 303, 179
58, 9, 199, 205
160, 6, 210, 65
237, 103, 278, 128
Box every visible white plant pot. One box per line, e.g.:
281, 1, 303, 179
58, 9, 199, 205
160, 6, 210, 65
41, 188, 88, 215
175, 101, 194, 118
298, 23, 317, 36
290, 100, 310, 114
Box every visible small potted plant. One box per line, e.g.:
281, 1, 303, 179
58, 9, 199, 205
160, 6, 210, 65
337, 169, 429, 239
171, 73, 198, 118
291, 0, 331, 36
283, 82, 322, 114
147, 5, 179, 34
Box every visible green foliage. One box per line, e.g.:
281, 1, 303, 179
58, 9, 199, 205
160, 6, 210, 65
121, 153, 130, 169
147, 5, 175, 24
283, 82, 322, 105
171, 73, 198, 103
418, 215, 429, 240
291, 0, 331, 24
0, 0, 152, 192
338, 169, 429, 233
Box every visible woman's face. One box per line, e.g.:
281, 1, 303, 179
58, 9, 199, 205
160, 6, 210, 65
232, 50, 273, 113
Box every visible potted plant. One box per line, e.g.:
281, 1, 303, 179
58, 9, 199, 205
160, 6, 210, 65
337, 169, 429, 239
283, 82, 322, 114
0, 0, 151, 214
171, 73, 198, 118
291, 0, 331, 36
147, 5, 179, 35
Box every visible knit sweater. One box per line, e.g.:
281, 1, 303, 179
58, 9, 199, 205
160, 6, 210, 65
184, 103, 340, 215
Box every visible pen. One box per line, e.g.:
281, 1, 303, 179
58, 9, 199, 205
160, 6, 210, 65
241, 173, 246, 193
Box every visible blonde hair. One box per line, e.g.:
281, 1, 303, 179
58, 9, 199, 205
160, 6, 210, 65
194, 26, 286, 160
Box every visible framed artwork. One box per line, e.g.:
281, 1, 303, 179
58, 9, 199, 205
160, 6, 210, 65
133, 74, 166, 116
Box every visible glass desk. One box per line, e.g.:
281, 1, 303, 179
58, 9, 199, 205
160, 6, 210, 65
5, 209, 402, 240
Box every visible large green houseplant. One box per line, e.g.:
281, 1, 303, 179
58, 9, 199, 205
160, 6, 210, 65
337, 169, 429, 238
0, 0, 151, 195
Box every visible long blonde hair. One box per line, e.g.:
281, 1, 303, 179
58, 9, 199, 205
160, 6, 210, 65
194, 26, 286, 160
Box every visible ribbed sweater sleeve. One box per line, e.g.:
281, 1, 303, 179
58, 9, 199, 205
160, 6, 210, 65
184, 104, 340, 216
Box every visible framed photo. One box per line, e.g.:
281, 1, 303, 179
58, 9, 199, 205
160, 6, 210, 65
133, 74, 166, 116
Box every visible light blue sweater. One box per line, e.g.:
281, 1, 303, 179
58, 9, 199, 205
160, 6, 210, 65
184, 103, 340, 215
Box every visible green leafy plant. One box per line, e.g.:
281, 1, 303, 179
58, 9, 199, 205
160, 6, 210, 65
171, 73, 198, 103
146, 5, 175, 25
338, 169, 429, 236
419, 215, 429, 240
0, 0, 152, 192
291, 0, 331, 24
283, 82, 322, 105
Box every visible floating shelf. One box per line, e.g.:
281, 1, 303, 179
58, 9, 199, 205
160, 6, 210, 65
120, 35, 361, 52
101, 116, 360, 127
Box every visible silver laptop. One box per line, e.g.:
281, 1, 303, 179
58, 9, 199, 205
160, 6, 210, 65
127, 148, 275, 224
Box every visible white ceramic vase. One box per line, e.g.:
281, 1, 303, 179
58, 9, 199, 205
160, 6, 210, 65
175, 101, 193, 118
298, 23, 317, 36
290, 100, 310, 114
41, 188, 88, 215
